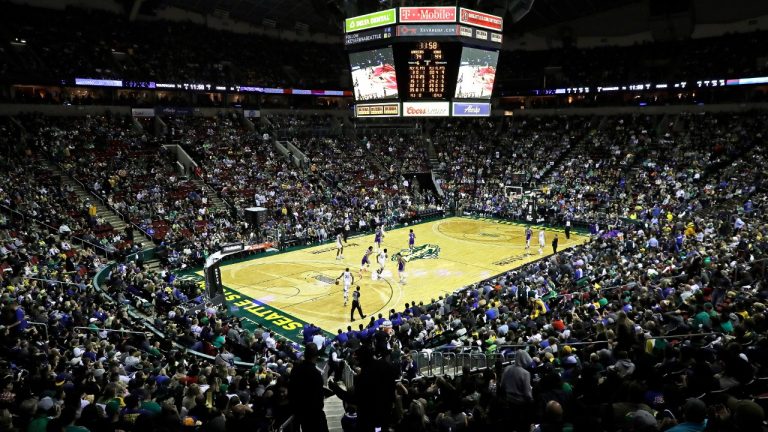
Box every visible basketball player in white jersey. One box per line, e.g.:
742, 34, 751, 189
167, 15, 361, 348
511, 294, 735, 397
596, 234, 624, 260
335, 232, 344, 260
336, 267, 354, 306
538, 230, 546, 255
375, 248, 388, 280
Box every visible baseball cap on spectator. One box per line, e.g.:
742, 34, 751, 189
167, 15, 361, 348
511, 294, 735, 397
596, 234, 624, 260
627, 410, 657, 430
732, 400, 765, 430
140, 400, 162, 415
551, 319, 565, 332
55, 373, 69, 386
38, 396, 55, 412
683, 398, 707, 423
105, 400, 121, 417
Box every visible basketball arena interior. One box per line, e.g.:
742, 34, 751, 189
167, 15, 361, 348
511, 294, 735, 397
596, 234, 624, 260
1, 0, 768, 431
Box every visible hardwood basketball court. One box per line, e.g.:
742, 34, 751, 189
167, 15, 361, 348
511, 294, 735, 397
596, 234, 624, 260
210, 217, 588, 341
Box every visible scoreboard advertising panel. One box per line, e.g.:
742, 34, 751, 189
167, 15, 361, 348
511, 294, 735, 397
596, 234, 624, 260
452, 102, 491, 117
396, 24, 459, 37
355, 102, 401, 118
345, 7, 502, 116
399, 6, 457, 23
345, 9, 397, 33
345, 27, 394, 46
459, 8, 504, 31
403, 101, 450, 117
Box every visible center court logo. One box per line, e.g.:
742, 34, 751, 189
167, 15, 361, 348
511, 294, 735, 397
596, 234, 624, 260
391, 243, 441, 262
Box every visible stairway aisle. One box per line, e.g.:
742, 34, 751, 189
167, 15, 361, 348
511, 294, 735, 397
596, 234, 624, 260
46, 162, 129, 234
44, 161, 157, 261
324, 395, 345, 432
190, 177, 230, 213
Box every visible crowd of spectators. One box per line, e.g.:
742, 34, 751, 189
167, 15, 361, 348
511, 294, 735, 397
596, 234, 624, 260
323, 177, 768, 432
433, 116, 591, 220
0, 120, 137, 258
14, 114, 245, 269
1, 108, 767, 432
431, 111, 768, 228
164, 113, 439, 247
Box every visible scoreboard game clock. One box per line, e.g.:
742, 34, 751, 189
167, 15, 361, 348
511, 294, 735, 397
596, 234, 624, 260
345, 6, 502, 117
408, 41, 446, 99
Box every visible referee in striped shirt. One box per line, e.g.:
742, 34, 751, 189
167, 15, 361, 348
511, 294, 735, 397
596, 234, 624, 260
350, 286, 365, 321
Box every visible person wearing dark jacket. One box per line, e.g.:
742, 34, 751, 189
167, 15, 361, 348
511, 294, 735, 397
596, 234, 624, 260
289, 344, 329, 432
499, 349, 533, 431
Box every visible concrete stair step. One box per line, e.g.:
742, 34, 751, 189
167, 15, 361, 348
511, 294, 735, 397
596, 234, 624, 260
324, 395, 345, 431
44, 161, 155, 247
191, 178, 230, 211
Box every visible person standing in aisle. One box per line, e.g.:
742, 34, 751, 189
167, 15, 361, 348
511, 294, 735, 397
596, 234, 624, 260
289, 343, 329, 432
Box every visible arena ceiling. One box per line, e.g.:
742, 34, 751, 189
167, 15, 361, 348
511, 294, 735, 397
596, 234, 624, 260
159, 0, 345, 33
508, 0, 644, 33
158, 0, 649, 35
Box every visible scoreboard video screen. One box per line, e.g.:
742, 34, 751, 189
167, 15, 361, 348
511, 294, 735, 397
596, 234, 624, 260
345, 6, 503, 117
455, 47, 499, 99
349, 47, 399, 101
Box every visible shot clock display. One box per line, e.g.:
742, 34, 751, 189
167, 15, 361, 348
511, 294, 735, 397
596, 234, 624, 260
408, 41, 446, 99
